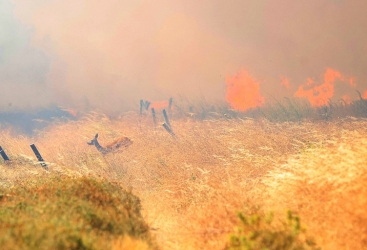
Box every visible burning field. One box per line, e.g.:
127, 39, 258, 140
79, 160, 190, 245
1, 0, 367, 249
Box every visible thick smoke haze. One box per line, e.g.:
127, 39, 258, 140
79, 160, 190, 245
1, 0, 366, 113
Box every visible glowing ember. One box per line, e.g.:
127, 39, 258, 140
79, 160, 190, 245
150, 100, 169, 110
225, 68, 265, 111
66, 109, 78, 117
60, 108, 78, 117
294, 68, 343, 107
280, 76, 290, 89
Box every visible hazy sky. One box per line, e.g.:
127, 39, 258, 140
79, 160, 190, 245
1, 0, 366, 113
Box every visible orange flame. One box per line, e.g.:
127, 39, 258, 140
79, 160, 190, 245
226, 68, 265, 111
280, 76, 290, 89
150, 100, 169, 110
294, 68, 343, 107
363, 90, 367, 99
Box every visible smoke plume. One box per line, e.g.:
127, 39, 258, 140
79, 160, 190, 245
0, 0, 366, 113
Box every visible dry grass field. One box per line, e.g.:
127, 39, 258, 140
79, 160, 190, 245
0, 110, 366, 249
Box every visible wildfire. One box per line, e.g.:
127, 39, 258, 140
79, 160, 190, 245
294, 68, 344, 107
225, 68, 265, 111
226, 67, 357, 110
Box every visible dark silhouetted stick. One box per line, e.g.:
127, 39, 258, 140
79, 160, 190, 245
0, 146, 10, 161
163, 109, 171, 128
168, 97, 173, 110
162, 123, 175, 136
144, 101, 151, 110
30, 144, 48, 170
356, 90, 364, 101
140, 100, 144, 115
151, 108, 157, 126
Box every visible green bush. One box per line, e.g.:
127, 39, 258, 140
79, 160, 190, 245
225, 208, 319, 250
0, 176, 158, 250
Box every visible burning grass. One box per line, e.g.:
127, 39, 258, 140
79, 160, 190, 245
0, 110, 367, 249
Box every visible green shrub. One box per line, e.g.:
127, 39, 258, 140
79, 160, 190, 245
225, 208, 319, 250
0, 176, 158, 250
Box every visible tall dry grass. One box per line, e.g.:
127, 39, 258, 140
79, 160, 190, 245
1, 111, 366, 249
260, 129, 367, 249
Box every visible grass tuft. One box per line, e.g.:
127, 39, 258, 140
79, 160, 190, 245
226, 207, 319, 250
0, 176, 158, 250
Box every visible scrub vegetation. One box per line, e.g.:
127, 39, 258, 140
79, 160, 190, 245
0, 176, 157, 250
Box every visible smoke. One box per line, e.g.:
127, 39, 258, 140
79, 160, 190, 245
280, 76, 290, 89
1, 0, 366, 113
0, 1, 52, 110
